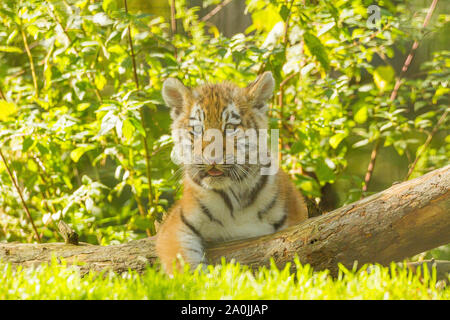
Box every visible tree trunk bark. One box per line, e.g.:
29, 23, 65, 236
1, 165, 449, 277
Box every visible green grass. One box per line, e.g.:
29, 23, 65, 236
1, 258, 448, 300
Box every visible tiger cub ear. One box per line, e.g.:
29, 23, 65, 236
162, 78, 191, 119
245, 71, 275, 111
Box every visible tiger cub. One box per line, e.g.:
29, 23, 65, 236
156, 72, 308, 273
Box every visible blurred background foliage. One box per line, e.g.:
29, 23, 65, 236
0, 0, 448, 260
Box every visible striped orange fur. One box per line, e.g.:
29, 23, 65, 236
156, 72, 308, 274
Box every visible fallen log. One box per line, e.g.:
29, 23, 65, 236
0, 165, 449, 277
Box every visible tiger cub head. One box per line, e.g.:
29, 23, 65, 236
162, 72, 275, 190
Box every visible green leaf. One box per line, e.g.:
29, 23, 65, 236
22, 137, 34, 153
94, 74, 107, 91
249, 4, 282, 33
433, 87, 449, 104
132, 216, 152, 231
358, 84, 374, 92
354, 106, 368, 124
44, 64, 52, 90
298, 180, 321, 197
0, 101, 17, 121
102, 0, 118, 14
279, 5, 290, 21
99, 112, 118, 136
0, 46, 22, 53
85, 198, 94, 212
92, 12, 113, 26
115, 119, 123, 138
63, 176, 73, 189
77, 103, 91, 112
36, 143, 49, 155
82, 175, 92, 184
329, 132, 347, 149
70, 145, 96, 163
414, 101, 427, 112
129, 117, 145, 136
301, 62, 315, 76
303, 32, 329, 70
373, 65, 395, 92
123, 118, 135, 141
290, 141, 305, 153
353, 139, 369, 148
314, 158, 336, 183
317, 22, 335, 36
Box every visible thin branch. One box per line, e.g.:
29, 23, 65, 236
124, 0, 140, 90
350, 22, 391, 49
31, 155, 61, 240
390, 0, 438, 101
170, 0, 177, 59
136, 196, 152, 237
282, 0, 295, 46
123, 0, 155, 235
0, 95, 41, 242
20, 28, 39, 97
277, 0, 296, 159
361, 0, 439, 196
0, 85, 6, 100
278, 72, 299, 123
39, 191, 61, 241
200, 0, 233, 22
361, 139, 380, 195
395, 0, 441, 180
0, 148, 41, 243
170, 0, 177, 35
405, 109, 448, 180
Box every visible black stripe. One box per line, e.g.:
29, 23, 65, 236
213, 189, 234, 218
180, 209, 203, 239
190, 173, 203, 187
195, 109, 203, 119
230, 111, 240, 120
245, 174, 268, 208
257, 195, 277, 220
229, 188, 239, 205
249, 115, 257, 130
196, 198, 224, 226
261, 161, 272, 168
272, 213, 287, 231
249, 117, 259, 141
225, 111, 230, 122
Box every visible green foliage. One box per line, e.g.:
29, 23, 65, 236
0, 259, 448, 299
0, 0, 448, 247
